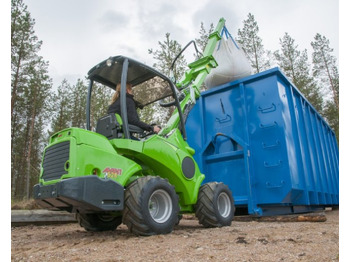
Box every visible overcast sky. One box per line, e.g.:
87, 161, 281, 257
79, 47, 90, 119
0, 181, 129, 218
23, 0, 340, 89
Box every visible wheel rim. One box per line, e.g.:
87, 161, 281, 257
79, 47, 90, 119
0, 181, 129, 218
149, 189, 173, 223
217, 192, 231, 218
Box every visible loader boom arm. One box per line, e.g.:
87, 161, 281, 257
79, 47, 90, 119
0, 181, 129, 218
160, 18, 226, 137
178, 17, 226, 95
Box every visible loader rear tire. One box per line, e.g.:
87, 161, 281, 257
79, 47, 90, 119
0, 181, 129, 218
122, 176, 179, 236
76, 213, 122, 232
195, 182, 235, 228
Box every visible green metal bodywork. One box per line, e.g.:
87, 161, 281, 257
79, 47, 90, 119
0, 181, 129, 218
37, 18, 226, 213
42, 126, 204, 211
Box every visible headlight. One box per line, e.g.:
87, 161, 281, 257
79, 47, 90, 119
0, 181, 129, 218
106, 57, 113, 67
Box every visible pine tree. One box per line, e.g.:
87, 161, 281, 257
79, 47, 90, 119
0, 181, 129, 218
236, 13, 271, 73
195, 22, 214, 54
323, 100, 339, 141
274, 33, 323, 112
11, 0, 42, 117
311, 34, 339, 139
90, 83, 114, 130
71, 79, 88, 129
311, 34, 339, 109
23, 57, 53, 199
148, 32, 187, 81
11, 56, 52, 199
11, 0, 53, 199
195, 22, 215, 91
49, 79, 72, 134
147, 33, 188, 124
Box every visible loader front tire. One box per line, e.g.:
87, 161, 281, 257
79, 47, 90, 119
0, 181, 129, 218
195, 182, 235, 228
76, 213, 122, 232
123, 176, 179, 236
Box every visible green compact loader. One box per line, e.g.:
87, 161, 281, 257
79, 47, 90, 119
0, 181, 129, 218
33, 18, 235, 236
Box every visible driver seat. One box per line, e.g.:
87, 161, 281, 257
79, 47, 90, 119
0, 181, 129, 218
96, 113, 144, 140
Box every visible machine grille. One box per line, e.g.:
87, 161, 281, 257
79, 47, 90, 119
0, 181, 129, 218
42, 141, 70, 181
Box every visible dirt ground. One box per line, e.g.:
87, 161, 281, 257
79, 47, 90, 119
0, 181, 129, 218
11, 210, 339, 262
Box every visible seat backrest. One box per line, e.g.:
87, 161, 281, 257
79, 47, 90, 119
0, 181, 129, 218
113, 113, 145, 134
96, 114, 123, 140
96, 113, 145, 140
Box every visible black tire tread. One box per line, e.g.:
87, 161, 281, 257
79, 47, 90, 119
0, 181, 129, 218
122, 176, 179, 236
195, 182, 235, 228
76, 213, 122, 232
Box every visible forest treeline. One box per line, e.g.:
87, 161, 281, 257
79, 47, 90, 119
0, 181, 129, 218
11, 0, 339, 200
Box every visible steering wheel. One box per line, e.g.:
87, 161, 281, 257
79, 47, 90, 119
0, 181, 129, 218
139, 130, 154, 138
139, 124, 161, 138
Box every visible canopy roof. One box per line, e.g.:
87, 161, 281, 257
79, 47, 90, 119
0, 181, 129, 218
88, 55, 166, 89
87, 55, 173, 107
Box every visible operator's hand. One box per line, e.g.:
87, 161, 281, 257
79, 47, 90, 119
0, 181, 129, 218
153, 125, 161, 134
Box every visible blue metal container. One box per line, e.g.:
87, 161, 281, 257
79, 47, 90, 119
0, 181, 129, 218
186, 67, 339, 216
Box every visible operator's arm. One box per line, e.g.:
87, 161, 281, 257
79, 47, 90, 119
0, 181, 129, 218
126, 96, 153, 132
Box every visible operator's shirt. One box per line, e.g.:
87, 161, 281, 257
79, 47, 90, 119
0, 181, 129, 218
107, 93, 153, 131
